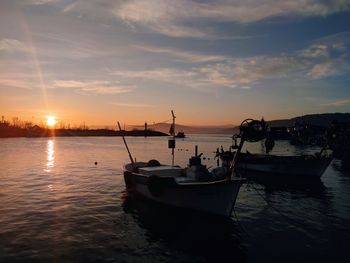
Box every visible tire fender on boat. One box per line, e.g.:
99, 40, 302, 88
147, 175, 163, 197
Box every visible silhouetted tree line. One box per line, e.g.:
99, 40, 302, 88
0, 116, 167, 138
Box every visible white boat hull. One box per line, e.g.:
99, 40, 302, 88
123, 168, 242, 217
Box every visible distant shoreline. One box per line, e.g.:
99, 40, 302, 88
0, 125, 168, 138
1, 112, 349, 138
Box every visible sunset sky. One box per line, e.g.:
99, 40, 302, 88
0, 0, 349, 126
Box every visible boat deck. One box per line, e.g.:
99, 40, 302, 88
138, 166, 183, 177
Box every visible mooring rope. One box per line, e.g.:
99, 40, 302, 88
247, 180, 306, 229
232, 208, 251, 238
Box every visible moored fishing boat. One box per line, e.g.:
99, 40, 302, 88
237, 152, 332, 178
218, 121, 333, 179
121, 116, 267, 217
123, 160, 242, 216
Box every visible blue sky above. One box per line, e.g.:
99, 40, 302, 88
0, 0, 349, 125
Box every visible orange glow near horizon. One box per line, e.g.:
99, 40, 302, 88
0, 110, 264, 127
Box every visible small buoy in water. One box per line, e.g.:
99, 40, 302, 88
94, 162, 98, 165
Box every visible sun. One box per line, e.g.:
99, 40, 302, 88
46, 116, 57, 127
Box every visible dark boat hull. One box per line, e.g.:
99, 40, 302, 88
237, 153, 332, 178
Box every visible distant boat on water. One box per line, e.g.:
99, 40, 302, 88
175, 131, 186, 138
168, 117, 185, 138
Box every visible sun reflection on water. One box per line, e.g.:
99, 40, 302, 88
45, 139, 55, 173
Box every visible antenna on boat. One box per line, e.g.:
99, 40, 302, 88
168, 110, 176, 166
117, 121, 135, 165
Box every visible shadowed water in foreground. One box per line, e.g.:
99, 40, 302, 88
122, 194, 245, 262
0, 136, 350, 262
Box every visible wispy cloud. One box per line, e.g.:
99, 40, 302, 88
303, 43, 349, 79
112, 41, 349, 90
0, 78, 33, 89
300, 44, 329, 58
0, 35, 106, 61
50, 0, 350, 38
113, 103, 155, 108
0, 38, 28, 52
28, 0, 59, 5
311, 30, 350, 46
114, 0, 350, 37
33, 33, 115, 59
307, 61, 344, 79
2, 36, 346, 93
51, 80, 134, 94
321, 98, 350, 107
112, 68, 200, 87
134, 45, 225, 63
111, 61, 268, 90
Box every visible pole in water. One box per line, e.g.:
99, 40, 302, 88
171, 110, 176, 166
117, 121, 135, 165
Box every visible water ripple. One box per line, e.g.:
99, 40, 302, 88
1, 137, 350, 262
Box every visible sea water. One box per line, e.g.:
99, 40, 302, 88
0, 136, 349, 262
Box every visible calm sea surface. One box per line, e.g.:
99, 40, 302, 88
1, 135, 350, 262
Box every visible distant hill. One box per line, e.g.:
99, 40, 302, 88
267, 113, 350, 127
134, 112, 350, 135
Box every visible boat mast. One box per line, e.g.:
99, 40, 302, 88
171, 110, 176, 166
117, 121, 135, 165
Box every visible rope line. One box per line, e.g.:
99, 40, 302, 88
232, 208, 251, 238
247, 181, 306, 229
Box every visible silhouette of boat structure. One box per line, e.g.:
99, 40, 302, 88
175, 131, 186, 138
237, 152, 332, 178
168, 114, 185, 138
121, 116, 267, 216
231, 130, 331, 178
217, 123, 333, 178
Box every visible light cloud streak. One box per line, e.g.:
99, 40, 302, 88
300, 44, 329, 58
307, 61, 344, 79
0, 79, 34, 90
321, 98, 350, 107
51, 80, 134, 95
134, 45, 225, 63
28, 0, 59, 5
113, 103, 155, 108
0, 39, 28, 52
